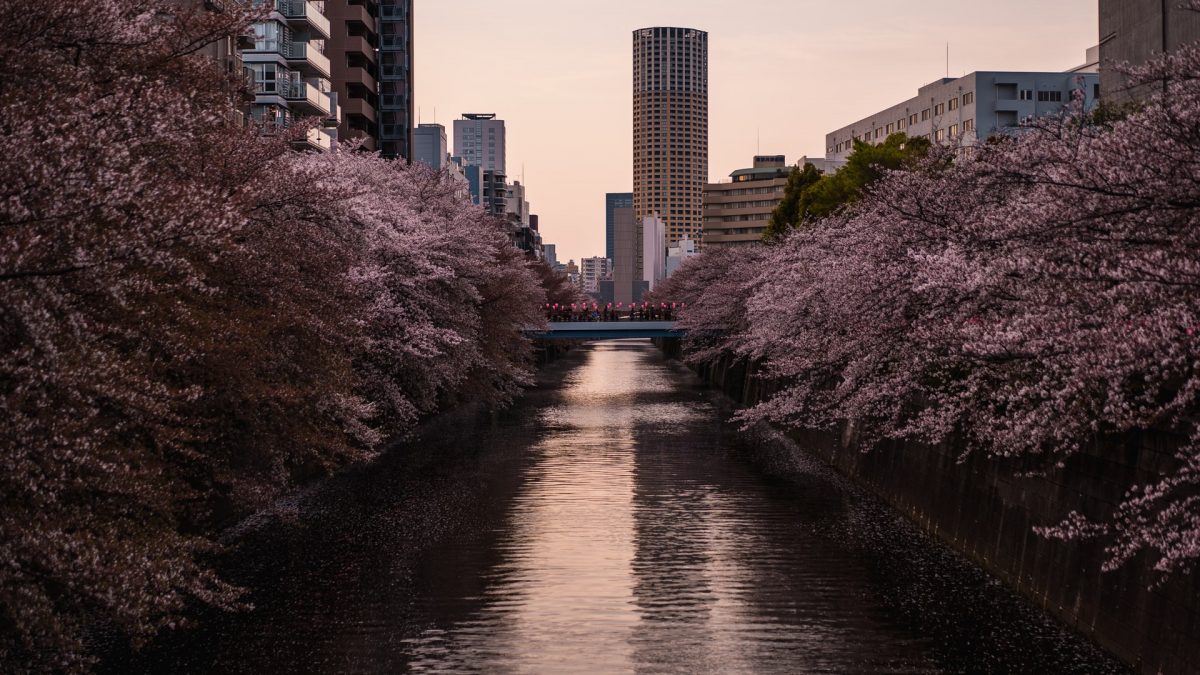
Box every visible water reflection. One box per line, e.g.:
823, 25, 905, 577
120, 341, 1127, 675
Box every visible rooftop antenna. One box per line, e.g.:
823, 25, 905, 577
757, 126, 761, 155
946, 42, 950, 78
418, 106, 422, 125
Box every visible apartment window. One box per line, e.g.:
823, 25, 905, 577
886, 123, 894, 134
909, 113, 919, 125
251, 63, 281, 93
874, 128, 883, 139
921, 109, 930, 121
963, 91, 974, 105
949, 124, 959, 136
1037, 90, 1063, 102
897, 118, 905, 130
936, 129, 945, 141
948, 97, 959, 111
253, 21, 285, 52
935, 103, 945, 115
1019, 89, 1034, 101
964, 118, 975, 132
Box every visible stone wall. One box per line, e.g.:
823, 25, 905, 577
687, 348, 1200, 675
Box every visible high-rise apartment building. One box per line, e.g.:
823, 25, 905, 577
245, 0, 338, 151
605, 193, 633, 262
377, 0, 414, 159
633, 27, 708, 248
326, 0, 379, 152
454, 114, 507, 173
1100, 0, 1200, 104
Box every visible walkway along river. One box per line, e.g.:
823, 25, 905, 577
116, 342, 1128, 674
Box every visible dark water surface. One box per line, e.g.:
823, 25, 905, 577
121, 342, 1127, 674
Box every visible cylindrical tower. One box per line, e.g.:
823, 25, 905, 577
633, 27, 708, 249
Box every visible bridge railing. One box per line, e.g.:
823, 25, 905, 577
545, 302, 686, 323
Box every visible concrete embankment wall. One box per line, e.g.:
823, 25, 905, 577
674, 344, 1200, 675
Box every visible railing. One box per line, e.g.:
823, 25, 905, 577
286, 42, 331, 77
282, 81, 332, 116
381, 34, 407, 50
546, 303, 685, 323
277, 0, 332, 39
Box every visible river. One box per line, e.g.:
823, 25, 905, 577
120, 341, 1127, 674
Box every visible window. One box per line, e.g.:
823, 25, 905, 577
886, 123, 894, 134
936, 129, 946, 141
935, 103, 945, 115
921, 109, 930, 121
874, 128, 883, 139
1019, 89, 1034, 101
909, 113, 919, 125
1037, 90, 1064, 102
949, 124, 959, 136
948, 97, 959, 111
963, 91, 974, 105
964, 118, 975, 132
253, 21, 285, 52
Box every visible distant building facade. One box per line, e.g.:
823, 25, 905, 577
1100, 0, 1200, 103
611, 206, 647, 304
580, 257, 613, 295
413, 123, 448, 169
633, 27, 708, 248
605, 193, 633, 262
454, 113, 507, 173
667, 236, 698, 277
642, 215, 666, 294
825, 69, 1101, 162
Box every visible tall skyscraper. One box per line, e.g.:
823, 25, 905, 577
605, 193, 633, 262
454, 113, 507, 173
633, 27, 708, 248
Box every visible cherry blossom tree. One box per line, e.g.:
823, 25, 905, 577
0, 1, 553, 671
675, 42, 1200, 578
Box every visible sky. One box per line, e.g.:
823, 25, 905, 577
415, 0, 1099, 264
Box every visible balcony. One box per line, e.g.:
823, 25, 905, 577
381, 34, 407, 51
283, 81, 333, 117
341, 97, 377, 123
379, 63, 407, 81
380, 3, 408, 19
278, 0, 332, 40
294, 126, 335, 152
286, 42, 331, 78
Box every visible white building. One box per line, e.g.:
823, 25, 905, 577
505, 180, 530, 226
825, 68, 1101, 162
667, 236, 698, 277
642, 215, 666, 293
580, 257, 613, 295
453, 113, 506, 173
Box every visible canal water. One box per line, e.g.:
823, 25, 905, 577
122, 341, 1127, 674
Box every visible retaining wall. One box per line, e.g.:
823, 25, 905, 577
686, 348, 1200, 675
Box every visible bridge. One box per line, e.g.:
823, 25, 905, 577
530, 321, 683, 340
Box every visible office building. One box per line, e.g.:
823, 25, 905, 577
454, 114, 507, 173
414, 123, 448, 169
633, 27, 708, 248
825, 68, 1100, 162
1100, 0, 1200, 103
702, 155, 789, 248
544, 244, 560, 270
376, 0, 414, 159
580, 257, 613, 295
244, 0, 338, 151
605, 193, 634, 262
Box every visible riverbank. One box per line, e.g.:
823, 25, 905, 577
675, 345, 1198, 675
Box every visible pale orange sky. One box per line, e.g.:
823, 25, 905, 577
415, 0, 1099, 264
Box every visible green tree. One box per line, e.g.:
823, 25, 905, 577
764, 133, 931, 240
